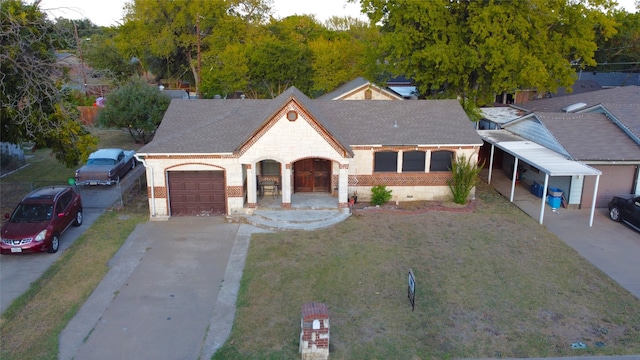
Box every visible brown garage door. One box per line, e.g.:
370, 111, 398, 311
168, 171, 226, 216
582, 165, 637, 208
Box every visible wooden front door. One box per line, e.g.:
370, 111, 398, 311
294, 159, 331, 193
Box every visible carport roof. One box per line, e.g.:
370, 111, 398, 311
478, 130, 601, 176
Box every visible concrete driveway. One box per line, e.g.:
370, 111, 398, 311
0, 166, 144, 314
59, 217, 266, 360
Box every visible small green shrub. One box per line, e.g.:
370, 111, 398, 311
448, 154, 483, 204
371, 185, 392, 206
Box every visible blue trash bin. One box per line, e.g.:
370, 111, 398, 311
530, 182, 543, 198
548, 195, 561, 208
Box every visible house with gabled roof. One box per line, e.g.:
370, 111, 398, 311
316, 77, 404, 101
135, 87, 482, 218
479, 85, 640, 218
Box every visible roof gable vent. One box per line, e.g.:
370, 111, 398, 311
562, 102, 587, 112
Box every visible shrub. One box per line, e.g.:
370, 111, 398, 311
448, 154, 483, 204
371, 185, 392, 206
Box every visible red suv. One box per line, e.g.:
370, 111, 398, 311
1, 186, 83, 254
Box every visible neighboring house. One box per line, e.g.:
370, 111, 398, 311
135, 87, 482, 218
162, 89, 191, 99
576, 71, 640, 88
55, 51, 109, 96
479, 85, 640, 211
316, 77, 404, 101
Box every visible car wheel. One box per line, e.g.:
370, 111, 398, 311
609, 206, 621, 222
73, 209, 83, 226
48, 234, 60, 253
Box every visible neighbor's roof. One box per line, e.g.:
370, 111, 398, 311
478, 130, 601, 177
518, 85, 640, 144
139, 87, 482, 154
480, 107, 528, 125
576, 71, 640, 87
520, 85, 640, 113
315, 77, 402, 100
532, 112, 640, 161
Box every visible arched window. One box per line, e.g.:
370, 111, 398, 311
374, 151, 397, 172
402, 151, 425, 172
430, 151, 453, 172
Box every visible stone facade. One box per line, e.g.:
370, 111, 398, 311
137, 86, 482, 219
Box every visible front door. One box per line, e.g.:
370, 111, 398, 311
294, 159, 331, 193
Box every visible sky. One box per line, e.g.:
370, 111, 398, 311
38, 0, 367, 26
38, 0, 638, 27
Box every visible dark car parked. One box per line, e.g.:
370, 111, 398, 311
608, 194, 640, 232
1, 186, 83, 254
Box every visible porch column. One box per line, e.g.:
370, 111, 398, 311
397, 150, 403, 173
338, 163, 349, 208
282, 163, 292, 208
246, 164, 257, 208
424, 150, 431, 172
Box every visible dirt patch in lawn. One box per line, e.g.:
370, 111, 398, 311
352, 199, 475, 214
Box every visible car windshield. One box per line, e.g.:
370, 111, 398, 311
10, 204, 54, 223
87, 158, 116, 166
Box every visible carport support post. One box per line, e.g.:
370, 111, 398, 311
589, 174, 600, 227
510, 157, 519, 202
539, 173, 549, 224
487, 144, 495, 184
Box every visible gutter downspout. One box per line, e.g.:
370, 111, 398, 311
134, 154, 156, 217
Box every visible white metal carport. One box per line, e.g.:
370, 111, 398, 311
478, 130, 602, 226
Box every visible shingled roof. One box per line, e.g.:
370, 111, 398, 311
534, 112, 640, 161
139, 87, 481, 154
518, 85, 640, 144
315, 77, 403, 100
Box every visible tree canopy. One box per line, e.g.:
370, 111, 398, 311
97, 78, 171, 144
0, 0, 97, 167
358, 0, 619, 105
591, 8, 640, 74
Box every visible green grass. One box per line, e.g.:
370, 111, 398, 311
214, 181, 640, 359
0, 127, 143, 215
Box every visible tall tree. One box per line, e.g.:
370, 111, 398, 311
0, 0, 97, 166
247, 36, 313, 98
309, 35, 365, 95
358, 0, 619, 105
84, 30, 136, 82
200, 43, 250, 98
591, 9, 640, 73
117, 0, 272, 95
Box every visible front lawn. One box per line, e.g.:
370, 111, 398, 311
214, 181, 640, 359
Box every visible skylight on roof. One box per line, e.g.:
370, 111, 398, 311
562, 102, 587, 112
